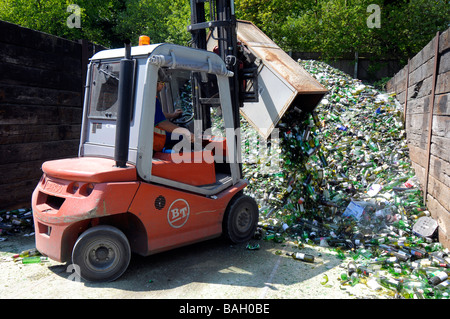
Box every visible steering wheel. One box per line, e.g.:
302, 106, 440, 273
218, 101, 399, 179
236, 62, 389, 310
172, 112, 194, 125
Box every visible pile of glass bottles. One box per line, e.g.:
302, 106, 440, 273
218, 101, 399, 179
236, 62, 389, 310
241, 59, 449, 299
0, 208, 34, 240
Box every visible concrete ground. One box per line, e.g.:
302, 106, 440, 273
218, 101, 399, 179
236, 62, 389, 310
0, 233, 390, 302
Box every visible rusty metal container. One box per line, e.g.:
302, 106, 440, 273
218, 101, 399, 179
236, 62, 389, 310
227, 20, 327, 139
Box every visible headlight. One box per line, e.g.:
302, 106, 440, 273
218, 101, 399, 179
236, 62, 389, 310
81, 183, 95, 196
70, 182, 80, 194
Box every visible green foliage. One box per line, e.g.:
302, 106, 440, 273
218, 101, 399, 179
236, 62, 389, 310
235, 0, 450, 64
113, 0, 172, 46
164, 0, 192, 45
0, 0, 192, 48
79, 0, 128, 47
113, 0, 191, 47
378, 0, 450, 63
0, 0, 448, 63
0, 0, 84, 40
373, 76, 391, 91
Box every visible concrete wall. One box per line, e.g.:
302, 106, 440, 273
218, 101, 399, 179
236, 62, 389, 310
386, 28, 450, 248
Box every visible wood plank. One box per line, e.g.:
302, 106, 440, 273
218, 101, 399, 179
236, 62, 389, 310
430, 154, 450, 188
409, 35, 437, 73
0, 140, 79, 165
0, 61, 81, 92
387, 71, 406, 94
406, 130, 429, 150
432, 115, 450, 138
408, 146, 450, 197
434, 93, 449, 115
0, 21, 81, 59
409, 57, 435, 87
408, 143, 428, 168
406, 112, 430, 139
438, 49, 450, 75
430, 135, 450, 162
0, 104, 82, 125
427, 174, 450, 212
0, 41, 81, 74
406, 95, 429, 114
0, 178, 39, 210
0, 124, 81, 144
387, 83, 405, 97
0, 84, 82, 108
410, 161, 426, 192
0, 160, 44, 184
436, 70, 450, 95
426, 194, 450, 249
396, 90, 406, 105
387, 64, 408, 92
422, 32, 440, 205
439, 28, 450, 54
406, 75, 433, 100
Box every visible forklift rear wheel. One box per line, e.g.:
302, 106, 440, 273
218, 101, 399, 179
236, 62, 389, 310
223, 194, 259, 244
72, 225, 131, 282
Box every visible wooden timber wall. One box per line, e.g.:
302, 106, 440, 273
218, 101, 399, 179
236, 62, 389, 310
0, 21, 104, 209
386, 28, 450, 248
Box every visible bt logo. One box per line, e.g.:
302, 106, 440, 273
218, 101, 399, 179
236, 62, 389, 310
167, 199, 190, 228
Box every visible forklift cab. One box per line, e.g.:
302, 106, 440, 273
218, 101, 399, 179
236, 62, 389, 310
81, 43, 240, 189
32, 43, 259, 282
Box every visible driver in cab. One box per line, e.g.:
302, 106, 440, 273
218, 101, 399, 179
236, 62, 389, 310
153, 79, 195, 152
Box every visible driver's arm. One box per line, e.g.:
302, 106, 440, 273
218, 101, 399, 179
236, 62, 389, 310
163, 109, 183, 120
157, 120, 195, 143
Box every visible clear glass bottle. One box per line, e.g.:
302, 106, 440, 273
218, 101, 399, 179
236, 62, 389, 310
290, 252, 314, 263
429, 270, 449, 286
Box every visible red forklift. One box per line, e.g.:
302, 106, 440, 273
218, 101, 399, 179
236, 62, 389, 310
31, 0, 326, 282
32, 0, 260, 282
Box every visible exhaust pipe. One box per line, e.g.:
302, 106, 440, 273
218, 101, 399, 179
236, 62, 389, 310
115, 40, 134, 168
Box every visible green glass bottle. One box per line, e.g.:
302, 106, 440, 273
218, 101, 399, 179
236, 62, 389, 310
22, 256, 48, 264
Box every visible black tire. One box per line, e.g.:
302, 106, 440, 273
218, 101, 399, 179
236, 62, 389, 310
72, 225, 131, 282
223, 194, 259, 244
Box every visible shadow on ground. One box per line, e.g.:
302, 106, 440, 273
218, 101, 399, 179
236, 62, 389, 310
44, 236, 342, 296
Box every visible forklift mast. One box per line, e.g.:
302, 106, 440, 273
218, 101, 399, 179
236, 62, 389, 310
188, 0, 241, 132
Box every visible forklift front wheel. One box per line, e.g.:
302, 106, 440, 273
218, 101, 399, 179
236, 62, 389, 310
72, 225, 131, 282
223, 194, 259, 244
